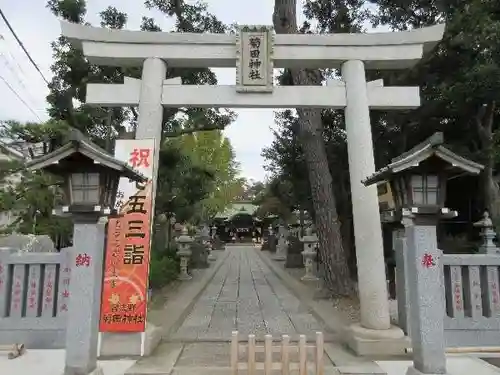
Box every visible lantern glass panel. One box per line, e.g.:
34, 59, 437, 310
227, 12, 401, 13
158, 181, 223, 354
410, 174, 439, 206
71, 172, 100, 204
411, 175, 425, 205
426, 175, 439, 205
103, 173, 120, 208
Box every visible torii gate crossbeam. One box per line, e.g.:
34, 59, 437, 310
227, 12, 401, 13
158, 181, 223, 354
62, 21, 444, 70
86, 78, 420, 109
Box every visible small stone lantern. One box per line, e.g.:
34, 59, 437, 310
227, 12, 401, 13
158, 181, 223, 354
474, 211, 499, 254
300, 227, 319, 282
363, 132, 484, 375
26, 129, 146, 375
176, 227, 193, 280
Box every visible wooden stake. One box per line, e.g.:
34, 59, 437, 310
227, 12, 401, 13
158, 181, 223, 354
265, 334, 273, 375
281, 335, 290, 375
231, 331, 238, 375
248, 334, 256, 375
299, 334, 307, 375
316, 332, 324, 375
230, 331, 325, 375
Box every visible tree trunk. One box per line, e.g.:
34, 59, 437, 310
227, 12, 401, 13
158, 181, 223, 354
338, 174, 356, 279
476, 102, 500, 226
273, 0, 353, 296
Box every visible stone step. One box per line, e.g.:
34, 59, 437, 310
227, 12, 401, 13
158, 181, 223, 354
124, 343, 183, 375
167, 332, 338, 343
170, 366, 339, 375
124, 341, 387, 375
129, 364, 377, 375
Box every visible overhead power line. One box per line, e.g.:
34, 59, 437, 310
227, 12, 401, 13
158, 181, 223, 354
0, 73, 41, 121
0, 35, 31, 83
0, 54, 37, 105
0, 8, 49, 85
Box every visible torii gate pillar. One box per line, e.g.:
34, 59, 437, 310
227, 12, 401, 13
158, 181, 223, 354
341, 59, 408, 353
342, 60, 391, 329
136, 57, 166, 200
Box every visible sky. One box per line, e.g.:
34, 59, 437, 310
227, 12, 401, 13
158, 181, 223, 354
0, 0, 382, 182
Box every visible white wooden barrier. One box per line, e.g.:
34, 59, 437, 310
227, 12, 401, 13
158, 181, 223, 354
231, 331, 324, 375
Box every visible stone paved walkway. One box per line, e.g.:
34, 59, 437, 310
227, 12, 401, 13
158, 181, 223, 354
170, 246, 331, 341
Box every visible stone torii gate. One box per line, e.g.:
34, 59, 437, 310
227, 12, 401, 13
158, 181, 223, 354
61, 21, 445, 354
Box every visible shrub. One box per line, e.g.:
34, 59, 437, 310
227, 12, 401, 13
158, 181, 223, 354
149, 244, 179, 290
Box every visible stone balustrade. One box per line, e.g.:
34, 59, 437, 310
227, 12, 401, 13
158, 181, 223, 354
442, 254, 500, 347
0, 248, 72, 348
395, 237, 500, 348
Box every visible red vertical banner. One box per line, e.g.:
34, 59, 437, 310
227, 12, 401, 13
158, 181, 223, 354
100, 140, 155, 332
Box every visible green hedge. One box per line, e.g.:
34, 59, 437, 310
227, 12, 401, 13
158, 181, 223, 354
149, 244, 179, 290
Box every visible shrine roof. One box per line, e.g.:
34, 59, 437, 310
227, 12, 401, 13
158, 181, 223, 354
363, 132, 484, 186
215, 202, 258, 219
25, 129, 147, 182
0, 141, 25, 161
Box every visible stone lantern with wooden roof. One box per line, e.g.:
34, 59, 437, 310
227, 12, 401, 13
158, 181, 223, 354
25, 129, 146, 218
363, 132, 484, 218
362, 132, 484, 375
25, 129, 147, 375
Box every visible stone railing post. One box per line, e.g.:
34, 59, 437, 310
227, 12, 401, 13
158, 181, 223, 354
474, 211, 499, 255
300, 228, 319, 282
176, 228, 193, 281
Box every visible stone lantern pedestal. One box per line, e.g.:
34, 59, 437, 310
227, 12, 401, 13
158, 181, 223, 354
65, 216, 108, 375
177, 228, 193, 281
300, 229, 319, 282
402, 208, 451, 375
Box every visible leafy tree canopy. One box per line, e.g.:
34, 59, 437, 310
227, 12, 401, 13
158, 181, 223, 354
0, 0, 243, 244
